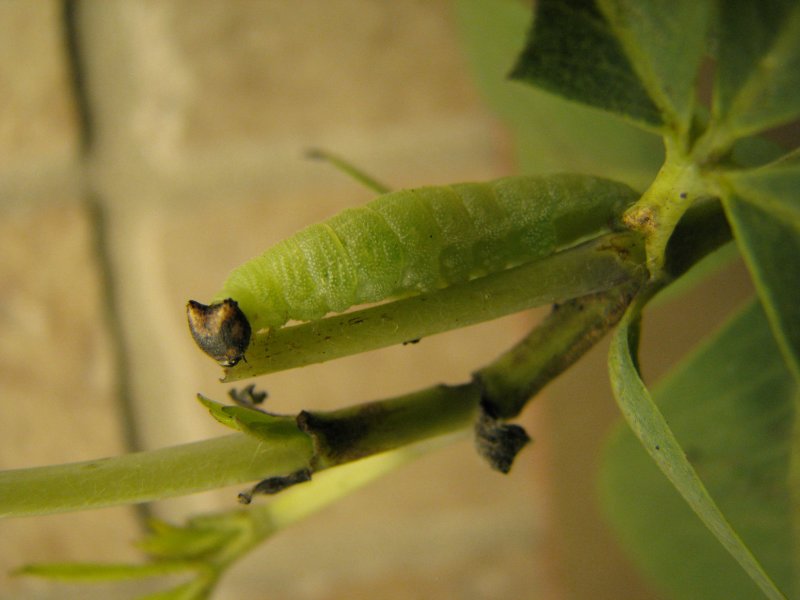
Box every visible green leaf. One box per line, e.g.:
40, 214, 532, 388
597, 0, 711, 134
138, 579, 212, 600
722, 154, 800, 382
16, 561, 197, 582
607, 302, 789, 599
196, 394, 305, 443
138, 516, 240, 561
714, 1, 800, 139
229, 408, 304, 443
724, 149, 800, 217
508, 0, 663, 130
196, 395, 239, 430
601, 301, 795, 599
730, 135, 794, 170
455, 0, 662, 188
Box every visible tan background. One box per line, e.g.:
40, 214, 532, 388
0, 2, 755, 599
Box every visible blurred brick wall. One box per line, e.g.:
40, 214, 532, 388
0, 2, 551, 599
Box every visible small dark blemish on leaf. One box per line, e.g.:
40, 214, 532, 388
679, 192, 688, 199
187, 299, 251, 367
402, 338, 421, 345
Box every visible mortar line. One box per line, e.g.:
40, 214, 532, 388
61, 0, 152, 524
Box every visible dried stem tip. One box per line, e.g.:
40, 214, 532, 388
187, 299, 251, 367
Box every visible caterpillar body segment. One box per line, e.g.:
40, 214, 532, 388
188, 174, 639, 366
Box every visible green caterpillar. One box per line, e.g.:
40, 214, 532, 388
188, 174, 639, 366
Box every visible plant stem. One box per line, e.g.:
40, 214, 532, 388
0, 382, 479, 518
0, 433, 312, 518
305, 148, 391, 194
0, 283, 639, 519
476, 282, 642, 419
0, 200, 735, 519
622, 146, 707, 276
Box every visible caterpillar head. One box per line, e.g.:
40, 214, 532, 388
187, 298, 252, 367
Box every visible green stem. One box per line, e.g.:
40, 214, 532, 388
476, 282, 642, 419
297, 383, 481, 469
225, 231, 646, 380
305, 148, 391, 194
0, 283, 639, 519
0, 434, 312, 518
18, 438, 456, 598
1, 201, 735, 520
622, 145, 707, 277
0, 384, 478, 519
269, 282, 652, 471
